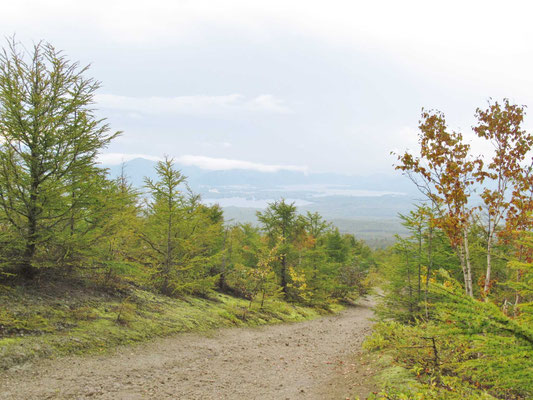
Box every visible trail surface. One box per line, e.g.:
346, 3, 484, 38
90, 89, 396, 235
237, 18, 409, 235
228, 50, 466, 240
0, 298, 376, 400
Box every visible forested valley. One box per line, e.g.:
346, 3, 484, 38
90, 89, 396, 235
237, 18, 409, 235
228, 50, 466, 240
1, 40, 533, 400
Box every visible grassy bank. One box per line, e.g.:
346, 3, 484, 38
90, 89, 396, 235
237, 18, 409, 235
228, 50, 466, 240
362, 353, 499, 400
0, 280, 336, 370
363, 322, 501, 400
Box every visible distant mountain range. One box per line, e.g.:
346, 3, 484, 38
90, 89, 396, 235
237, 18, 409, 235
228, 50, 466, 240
102, 157, 419, 247
103, 157, 418, 194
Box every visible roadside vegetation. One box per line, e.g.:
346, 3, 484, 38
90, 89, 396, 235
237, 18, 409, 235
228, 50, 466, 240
0, 276, 328, 370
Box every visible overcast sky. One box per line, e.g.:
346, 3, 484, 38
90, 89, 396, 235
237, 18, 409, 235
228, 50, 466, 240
3, 0, 533, 175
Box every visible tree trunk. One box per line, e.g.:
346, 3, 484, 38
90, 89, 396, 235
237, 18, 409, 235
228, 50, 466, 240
21, 155, 40, 279
406, 251, 413, 316
463, 230, 474, 297
261, 290, 266, 308
457, 245, 471, 297
21, 240, 37, 279
513, 244, 524, 315
417, 226, 422, 302
425, 225, 433, 319
163, 218, 172, 294
218, 230, 228, 291
280, 254, 288, 295
483, 232, 493, 295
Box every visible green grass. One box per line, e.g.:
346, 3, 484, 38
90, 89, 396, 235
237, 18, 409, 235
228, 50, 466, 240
357, 351, 499, 400
0, 282, 331, 370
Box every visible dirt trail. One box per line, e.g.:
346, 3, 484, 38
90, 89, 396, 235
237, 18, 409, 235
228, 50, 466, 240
0, 298, 376, 400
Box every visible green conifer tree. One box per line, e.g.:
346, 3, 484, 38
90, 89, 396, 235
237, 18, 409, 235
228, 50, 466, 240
0, 39, 119, 278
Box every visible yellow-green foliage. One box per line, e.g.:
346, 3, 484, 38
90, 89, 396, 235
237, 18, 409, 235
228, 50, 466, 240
287, 266, 310, 302
71, 306, 99, 321
112, 299, 137, 326
0, 285, 323, 370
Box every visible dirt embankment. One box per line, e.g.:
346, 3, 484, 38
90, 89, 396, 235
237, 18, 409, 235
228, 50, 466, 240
0, 298, 376, 400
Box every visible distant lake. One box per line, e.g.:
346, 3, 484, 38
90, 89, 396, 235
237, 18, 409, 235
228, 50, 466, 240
203, 197, 312, 208
278, 184, 405, 197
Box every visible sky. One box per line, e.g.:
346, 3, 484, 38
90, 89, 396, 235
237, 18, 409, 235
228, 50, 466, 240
3, 0, 533, 175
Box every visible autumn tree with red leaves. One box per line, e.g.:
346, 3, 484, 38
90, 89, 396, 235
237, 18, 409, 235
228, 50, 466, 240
474, 100, 533, 296
395, 109, 482, 297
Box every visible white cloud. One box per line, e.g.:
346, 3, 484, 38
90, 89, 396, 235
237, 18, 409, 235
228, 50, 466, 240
97, 153, 163, 165
94, 93, 291, 116
246, 95, 290, 114
176, 155, 308, 173
97, 153, 308, 173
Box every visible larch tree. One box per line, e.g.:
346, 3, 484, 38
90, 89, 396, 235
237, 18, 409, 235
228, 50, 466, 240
141, 157, 222, 296
246, 242, 281, 309
399, 208, 425, 304
94, 168, 142, 283
301, 211, 331, 298
257, 199, 303, 296
0, 39, 119, 278
141, 157, 187, 295
303, 211, 331, 238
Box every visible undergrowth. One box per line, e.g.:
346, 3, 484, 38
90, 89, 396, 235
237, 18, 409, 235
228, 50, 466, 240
362, 276, 533, 399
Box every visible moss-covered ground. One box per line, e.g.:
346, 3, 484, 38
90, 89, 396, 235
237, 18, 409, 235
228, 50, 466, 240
0, 280, 337, 370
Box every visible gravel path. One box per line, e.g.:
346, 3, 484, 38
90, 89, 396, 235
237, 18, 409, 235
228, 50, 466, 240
0, 298, 376, 400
